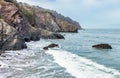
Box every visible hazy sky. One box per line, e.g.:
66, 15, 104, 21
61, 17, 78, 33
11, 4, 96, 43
17, 0, 120, 29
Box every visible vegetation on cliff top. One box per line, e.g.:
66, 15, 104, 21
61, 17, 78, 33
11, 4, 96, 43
19, 4, 36, 26
0, 15, 2, 19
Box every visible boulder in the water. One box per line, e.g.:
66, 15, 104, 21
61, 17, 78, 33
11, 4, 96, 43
43, 47, 48, 50
43, 43, 59, 50
92, 43, 112, 49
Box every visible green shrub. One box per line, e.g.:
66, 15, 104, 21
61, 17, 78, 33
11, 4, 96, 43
22, 9, 32, 18
21, 8, 36, 26
12, 0, 20, 8
0, 15, 2, 19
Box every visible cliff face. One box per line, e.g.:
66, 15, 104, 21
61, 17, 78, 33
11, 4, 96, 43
19, 3, 81, 32
0, 0, 30, 37
0, 19, 27, 50
0, 0, 81, 50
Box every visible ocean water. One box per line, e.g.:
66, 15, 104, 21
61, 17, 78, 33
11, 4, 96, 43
0, 29, 120, 78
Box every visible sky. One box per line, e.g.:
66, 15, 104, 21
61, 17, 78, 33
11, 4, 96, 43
16, 0, 120, 29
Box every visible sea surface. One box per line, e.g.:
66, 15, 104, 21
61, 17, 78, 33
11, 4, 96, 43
0, 29, 120, 78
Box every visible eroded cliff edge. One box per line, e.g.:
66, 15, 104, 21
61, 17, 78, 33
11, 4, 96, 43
0, 0, 81, 50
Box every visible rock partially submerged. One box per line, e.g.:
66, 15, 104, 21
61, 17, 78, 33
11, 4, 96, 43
43, 43, 59, 50
92, 43, 112, 49
52, 33, 65, 39
42, 33, 64, 39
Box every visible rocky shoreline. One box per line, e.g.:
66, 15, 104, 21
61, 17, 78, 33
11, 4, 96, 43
0, 0, 81, 51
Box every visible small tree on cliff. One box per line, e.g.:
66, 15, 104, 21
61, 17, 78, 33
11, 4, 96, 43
32, 7, 36, 27
0, 15, 2, 19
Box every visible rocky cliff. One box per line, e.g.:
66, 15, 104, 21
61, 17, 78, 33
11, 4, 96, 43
0, 19, 27, 50
0, 0, 81, 50
19, 3, 81, 32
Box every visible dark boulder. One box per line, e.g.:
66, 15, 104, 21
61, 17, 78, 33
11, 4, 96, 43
24, 37, 30, 42
0, 37, 27, 50
47, 43, 59, 48
43, 47, 48, 50
92, 44, 112, 49
42, 33, 65, 39
50, 33, 65, 39
43, 43, 59, 50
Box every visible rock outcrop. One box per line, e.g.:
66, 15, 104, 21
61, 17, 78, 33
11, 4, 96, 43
0, 0, 81, 50
92, 44, 112, 49
0, 19, 27, 50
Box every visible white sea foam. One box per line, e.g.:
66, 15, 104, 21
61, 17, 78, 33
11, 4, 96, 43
46, 49, 120, 78
0, 40, 74, 78
0, 39, 120, 78
0, 61, 7, 68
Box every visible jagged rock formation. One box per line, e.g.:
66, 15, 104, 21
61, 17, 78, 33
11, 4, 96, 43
0, 19, 27, 50
0, 0, 81, 50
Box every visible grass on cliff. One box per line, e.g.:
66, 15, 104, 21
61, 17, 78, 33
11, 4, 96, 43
22, 9, 33, 18
0, 15, 2, 19
11, 0, 34, 22
21, 8, 33, 20
12, 0, 20, 8
14, 1, 34, 23
20, 6, 36, 26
